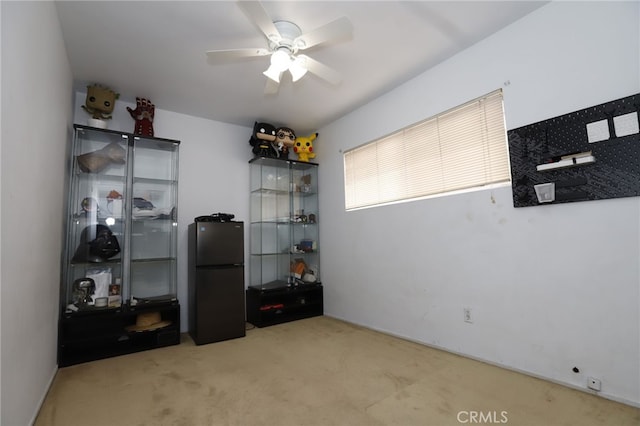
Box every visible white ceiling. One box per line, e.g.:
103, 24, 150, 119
55, 1, 547, 134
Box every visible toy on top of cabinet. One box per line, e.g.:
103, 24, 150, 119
127, 97, 155, 137
294, 132, 318, 162
275, 127, 296, 159
82, 84, 120, 128
249, 121, 280, 158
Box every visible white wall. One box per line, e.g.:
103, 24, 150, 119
1, 2, 73, 425
318, 1, 640, 406
72, 96, 251, 332
159, 110, 251, 332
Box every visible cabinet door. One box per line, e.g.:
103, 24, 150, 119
128, 136, 179, 302
248, 157, 321, 289
62, 127, 129, 313
290, 162, 320, 283
249, 158, 291, 288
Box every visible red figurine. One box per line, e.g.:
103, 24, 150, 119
127, 97, 155, 137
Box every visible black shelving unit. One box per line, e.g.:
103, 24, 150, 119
58, 125, 181, 367
248, 157, 323, 327
58, 302, 180, 367
246, 284, 323, 328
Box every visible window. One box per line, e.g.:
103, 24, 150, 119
343, 89, 510, 210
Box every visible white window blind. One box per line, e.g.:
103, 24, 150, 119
344, 90, 510, 210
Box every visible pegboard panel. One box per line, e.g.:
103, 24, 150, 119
508, 93, 640, 207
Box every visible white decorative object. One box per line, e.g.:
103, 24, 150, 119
613, 112, 639, 137
88, 118, 107, 129
534, 183, 555, 203
586, 119, 609, 143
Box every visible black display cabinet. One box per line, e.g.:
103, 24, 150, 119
58, 125, 180, 366
247, 157, 323, 327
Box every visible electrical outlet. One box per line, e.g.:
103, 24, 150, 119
463, 308, 473, 323
587, 377, 601, 391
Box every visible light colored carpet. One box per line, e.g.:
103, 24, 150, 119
36, 316, 639, 426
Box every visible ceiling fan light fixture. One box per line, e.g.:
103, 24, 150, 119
263, 64, 282, 83
270, 49, 292, 72
289, 57, 308, 82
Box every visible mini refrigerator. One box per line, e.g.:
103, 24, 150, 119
188, 221, 246, 345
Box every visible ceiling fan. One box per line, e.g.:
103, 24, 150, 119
206, 1, 353, 93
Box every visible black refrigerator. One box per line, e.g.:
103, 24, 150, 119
188, 221, 246, 345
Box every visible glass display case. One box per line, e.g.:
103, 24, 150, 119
247, 157, 323, 327
58, 125, 180, 366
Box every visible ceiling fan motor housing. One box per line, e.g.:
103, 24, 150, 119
270, 21, 305, 54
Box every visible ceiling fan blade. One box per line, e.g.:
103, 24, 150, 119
264, 78, 280, 95
294, 16, 352, 50
206, 48, 270, 64
237, 1, 281, 43
297, 55, 342, 85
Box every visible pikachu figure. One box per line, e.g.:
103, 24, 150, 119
294, 132, 318, 162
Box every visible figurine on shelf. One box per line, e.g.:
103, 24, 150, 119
275, 127, 296, 159
249, 121, 279, 158
290, 258, 307, 279
300, 174, 312, 192
80, 197, 99, 215
127, 97, 155, 136
294, 132, 318, 162
82, 84, 119, 128
72, 277, 96, 307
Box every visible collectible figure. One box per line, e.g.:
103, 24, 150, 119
275, 127, 296, 159
82, 84, 119, 120
249, 122, 279, 158
72, 224, 121, 263
127, 97, 155, 136
294, 132, 318, 162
